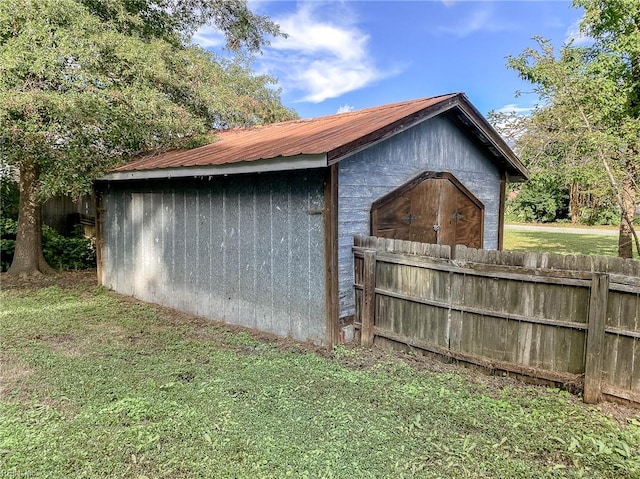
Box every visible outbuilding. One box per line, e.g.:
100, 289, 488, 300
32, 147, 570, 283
96, 92, 528, 346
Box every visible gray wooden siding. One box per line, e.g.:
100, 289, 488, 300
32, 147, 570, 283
100, 171, 327, 345
337, 115, 502, 318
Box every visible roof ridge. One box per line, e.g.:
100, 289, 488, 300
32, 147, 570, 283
216, 92, 461, 133
301, 92, 460, 122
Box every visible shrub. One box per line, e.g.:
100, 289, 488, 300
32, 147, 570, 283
506, 175, 569, 223
506, 170, 620, 226
0, 177, 19, 221
0, 220, 95, 272
42, 225, 96, 270
579, 205, 619, 226
0, 218, 17, 271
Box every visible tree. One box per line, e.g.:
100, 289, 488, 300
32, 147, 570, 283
490, 107, 617, 225
0, 0, 296, 277
507, 0, 640, 257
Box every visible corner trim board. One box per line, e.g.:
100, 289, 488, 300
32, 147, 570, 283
324, 164, 340, 347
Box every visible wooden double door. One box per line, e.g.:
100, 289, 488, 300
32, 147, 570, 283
371, 172, 484, 248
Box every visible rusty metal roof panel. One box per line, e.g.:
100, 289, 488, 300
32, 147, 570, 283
114, 93, 459, 172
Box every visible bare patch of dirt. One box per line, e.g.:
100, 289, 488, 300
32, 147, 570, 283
42, 333, 86, 357
599, 400, 640, 425
0, 353, 33, 399
0, 269, 97, 292
113, 293, 327, 356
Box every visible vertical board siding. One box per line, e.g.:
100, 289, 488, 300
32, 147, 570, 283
353, 235, 640, 405
121, 191, 133, 295
338, 116, 502, 318
173, 187, 187, 311
196, 187, 211, 318
100, 170, 327, 345
42, 194, 94, 235
254, 179, 273, 334
184, 188, 199, 316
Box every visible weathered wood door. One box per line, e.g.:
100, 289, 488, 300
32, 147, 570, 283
370, 172, 484, 248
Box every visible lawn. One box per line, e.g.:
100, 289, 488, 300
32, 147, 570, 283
1, 273, 639, 478
503, 228, 621, 257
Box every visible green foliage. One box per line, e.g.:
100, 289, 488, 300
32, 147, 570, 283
579, 203, 620, 226
0, 0, 296, 199
41, 225, 96, 270
506, 179, 619, 225
0, 176, 19, 221
0, 217, 17, 271
1, 282, 639, 478
507, 174, 569, 223
506, 0, 640, 249
78, 0, 285, 52
0, 0, 296, 272
491, 107, 617, 226
563, 431, 640, 474
0, 219, 95, 271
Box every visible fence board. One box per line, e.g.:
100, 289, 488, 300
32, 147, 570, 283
361, 250, 376, 347
471, 313, 485, 359
632, 337, 640, 393
484, 276, 505, 360
604, 290, 622, 392
619, 292, 638, 390
611, 335, 634, 392
502, 279, 519, 363
562, 286, 578, 374
375, 294, 391, 332
449, 272, 465, 352
464, 275, 484, 358
605, 291, 630, 389
353, 235, 640, 405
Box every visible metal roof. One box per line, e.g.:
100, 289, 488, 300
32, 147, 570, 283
108, 93, 528, 181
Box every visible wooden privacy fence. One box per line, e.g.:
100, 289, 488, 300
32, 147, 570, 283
353, 236, 640, 405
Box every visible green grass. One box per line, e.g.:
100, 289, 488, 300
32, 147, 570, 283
504, 230, 621, 256
1, 280, 639, 478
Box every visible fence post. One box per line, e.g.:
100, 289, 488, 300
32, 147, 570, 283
583, 272, 609, 404
361, 250, 377, 348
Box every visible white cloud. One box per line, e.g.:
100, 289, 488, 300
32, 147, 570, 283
337, 104, 355, 114
262, 3, 387, 103
491, 105, 532, 145
436, 5, 517, 37
565, 18, 592, 46
496, 104, 534, 115
192, 24, 226, 49
192, 2, 396, 104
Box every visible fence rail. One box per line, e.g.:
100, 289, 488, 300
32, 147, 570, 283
353, 236, 640, 405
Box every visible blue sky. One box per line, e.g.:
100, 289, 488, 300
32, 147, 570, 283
195, 0, 587, 119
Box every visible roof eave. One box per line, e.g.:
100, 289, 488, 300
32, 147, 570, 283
326, 93, 529, 182
454, 95, 529, 182
326, 93, 461, 165
100, 153, 328, 181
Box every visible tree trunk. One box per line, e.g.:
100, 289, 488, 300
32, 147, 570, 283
569, 182, 580, 224
618, 167, 636, 258
7, 163, 54, 277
